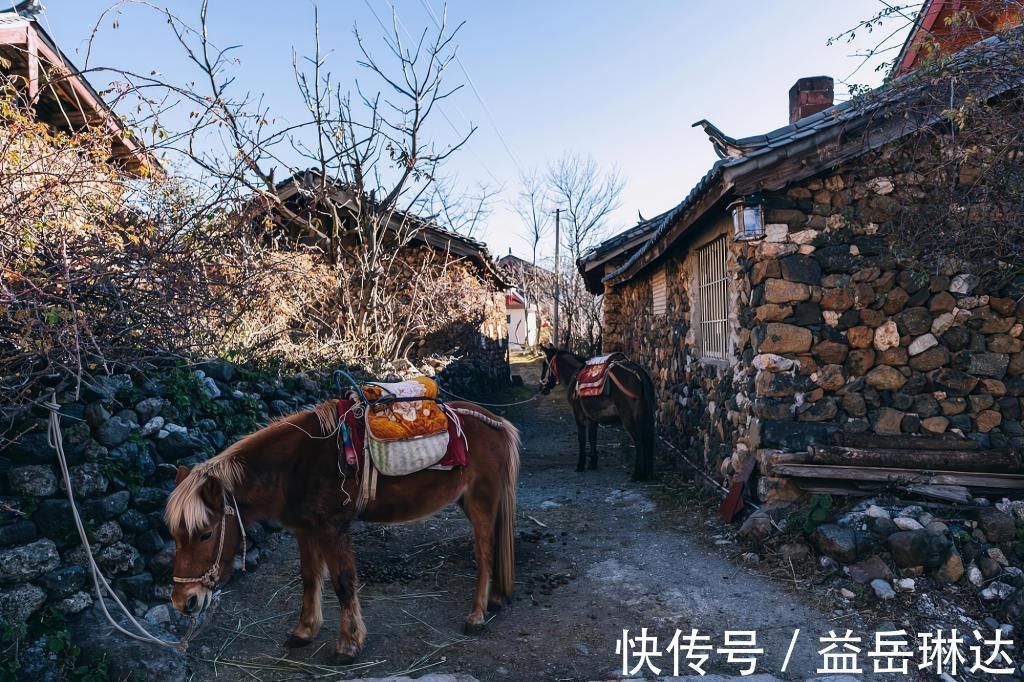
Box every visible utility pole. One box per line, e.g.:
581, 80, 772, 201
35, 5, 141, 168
553, 208, 560, 348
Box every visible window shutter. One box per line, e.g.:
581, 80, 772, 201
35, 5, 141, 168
651, 268, 667, 316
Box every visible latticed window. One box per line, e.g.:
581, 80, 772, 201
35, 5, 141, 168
697, 236, 730, 361
651, 267, 667, 316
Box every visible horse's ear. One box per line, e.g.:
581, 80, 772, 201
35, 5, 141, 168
175, 465, 190, 485
198, 476, 224, 509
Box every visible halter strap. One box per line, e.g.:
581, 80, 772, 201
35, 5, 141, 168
172, 493, 247, 589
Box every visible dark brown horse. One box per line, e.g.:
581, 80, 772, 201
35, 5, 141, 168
165, 400, 519, 663
539, 347, 656, 481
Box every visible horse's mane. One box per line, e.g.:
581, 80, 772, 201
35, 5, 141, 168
165, 400, 340, 535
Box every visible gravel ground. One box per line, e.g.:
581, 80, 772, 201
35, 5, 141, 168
183, 355, 863, 681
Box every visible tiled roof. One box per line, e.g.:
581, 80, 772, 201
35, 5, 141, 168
598, 26, 1024, 286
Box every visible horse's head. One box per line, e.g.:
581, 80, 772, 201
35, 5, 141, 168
166, 465, 244, 617
539, 345, 559, 395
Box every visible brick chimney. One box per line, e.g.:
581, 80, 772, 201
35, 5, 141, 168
789, 76, 834, 123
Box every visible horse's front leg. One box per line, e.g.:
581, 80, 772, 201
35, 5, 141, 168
587, 420, 599, 470
285, 530, 324, 647
323, 531, 366, 664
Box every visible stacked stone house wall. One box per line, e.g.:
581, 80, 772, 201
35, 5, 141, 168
602, 132, 1024, 490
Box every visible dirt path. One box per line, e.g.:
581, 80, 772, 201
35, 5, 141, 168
185, 355, 847, 681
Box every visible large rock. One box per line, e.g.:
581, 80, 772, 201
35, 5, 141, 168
134, 397, 166, 423
81, 374, 133, 402
7, 465, 57, 497
930, 368, 979, 396
0, 584, 46, 622
759, 323, 813, 354
935, 549, 965, 584
779, 255, 822, 284
65, 463, 109, 497
97, 542, 144, 576
95, 415, 134, 448
866, 365, 906, 391
811, 524, 862, 564
896, 307, 933, 336
977, 509, 1018, 543
873, 321, 901, 351
969, 353, 1010, 379
887, 530, 951, 569
73, 603, 187, 681
38, 565, 87, 599
80, 491, 130, 521
198, 359, 236, 383
0, 539, 60, 583
0, 520, 37, 548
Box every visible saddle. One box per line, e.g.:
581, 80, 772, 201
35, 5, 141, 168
336, 377, 468, 512
575, 352, 628, 398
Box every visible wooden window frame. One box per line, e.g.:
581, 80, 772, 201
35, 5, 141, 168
696, 236, 731, 363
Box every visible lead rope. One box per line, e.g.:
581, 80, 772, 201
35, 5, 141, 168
45, 392, 201, 651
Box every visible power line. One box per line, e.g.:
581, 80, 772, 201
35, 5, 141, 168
416, 0, 525, 176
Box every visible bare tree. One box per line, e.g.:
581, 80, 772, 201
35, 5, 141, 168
513, 169, 552, 265
544, 153, 624, 353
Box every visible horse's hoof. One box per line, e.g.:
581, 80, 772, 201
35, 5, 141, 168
463, 620, 486, 635
332, 647, 360, 665
283, 635, 313, 648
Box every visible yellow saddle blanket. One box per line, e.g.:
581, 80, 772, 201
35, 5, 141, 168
361, 377, 448, 440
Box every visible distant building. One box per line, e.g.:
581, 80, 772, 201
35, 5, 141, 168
498, 252, 554, 350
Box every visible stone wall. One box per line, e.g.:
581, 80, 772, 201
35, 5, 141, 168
607, 220, 758, 477
604, 138, 1024, 490
0, 364, 328, 630
748, 145, 1024, 462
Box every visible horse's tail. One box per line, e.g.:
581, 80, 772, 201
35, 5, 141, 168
493, 417, 519, 601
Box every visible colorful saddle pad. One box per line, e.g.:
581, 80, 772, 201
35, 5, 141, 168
362, 377, 448, 440
575, 353, 627, 398
336, 378, 467, 479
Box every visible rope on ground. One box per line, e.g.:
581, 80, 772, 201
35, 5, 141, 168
437, 385, 540, 408
46, 391, 208, 652
657, 435, 730, 495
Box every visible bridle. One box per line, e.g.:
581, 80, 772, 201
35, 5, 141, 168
172, 492, 247, 590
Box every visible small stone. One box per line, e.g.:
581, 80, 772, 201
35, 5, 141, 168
908, 333, 938, 356
873, 321, 901, 351
865, 505, 891, 520
0, 584, 47, 622
989, 547, 1010, 566
893, 517, 924, 531
840, 588, 856, 599
895, 578, 915, 592
811, 524, 862, 564
871, 578, 896, 600
140, 416, 165, 437
935, 550, 965, 584
753, 354, 798, 372
847, 556, 893, 584
981, 581, 1014, 601
56, 591, 92, 614
921, 416, 950, 434
968, 564, 984, 586
950, 273, 980, 295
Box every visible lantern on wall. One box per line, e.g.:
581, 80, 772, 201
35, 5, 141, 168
729, 193, 765, 241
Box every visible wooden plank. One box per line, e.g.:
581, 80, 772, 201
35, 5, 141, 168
807, 445, 1020, 473
771, 463, 1024, 490
901, 485, 972, 504
838, 432, 979, 451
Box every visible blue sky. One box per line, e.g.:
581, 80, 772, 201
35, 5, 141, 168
37, 1, 908, 259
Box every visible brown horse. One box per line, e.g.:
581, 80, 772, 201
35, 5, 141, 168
165, 399, 519, 663
539, 347, 656, 481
